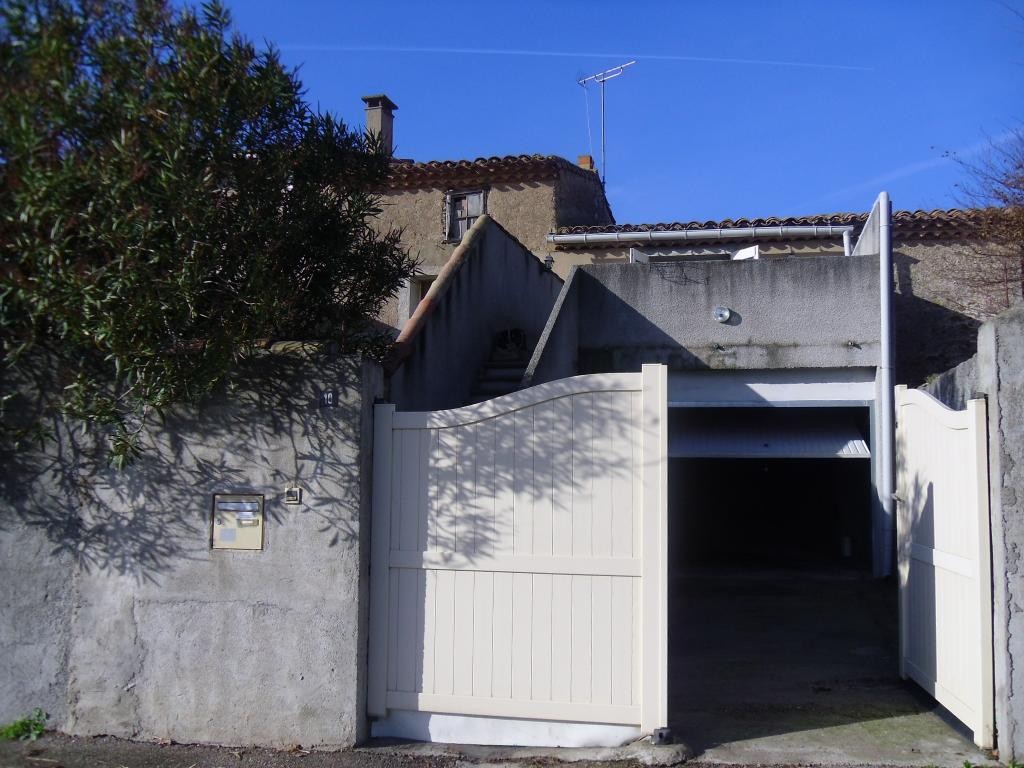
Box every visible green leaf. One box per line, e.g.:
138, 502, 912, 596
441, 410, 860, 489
0, 0, 415, 466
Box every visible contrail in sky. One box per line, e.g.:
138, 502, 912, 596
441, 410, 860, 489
280, 44, 873, 72
795, 128, 1020, 211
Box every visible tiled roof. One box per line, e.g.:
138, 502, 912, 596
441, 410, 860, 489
386, 154, 601, 190
553, 208, 982, 242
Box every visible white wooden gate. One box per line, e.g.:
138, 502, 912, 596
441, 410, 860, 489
369, 366, 667, 739
895, 386, 994, 747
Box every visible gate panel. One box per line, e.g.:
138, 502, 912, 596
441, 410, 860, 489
896, 386, 993, 748
369, 367, 667, 734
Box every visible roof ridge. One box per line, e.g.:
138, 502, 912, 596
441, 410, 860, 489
394, 152, 567, 166
385, 153, 602, 189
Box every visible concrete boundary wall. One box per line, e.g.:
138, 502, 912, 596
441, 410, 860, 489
924, 306, 1024, 760
0, 349, 381, 748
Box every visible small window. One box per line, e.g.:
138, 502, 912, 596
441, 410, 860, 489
400, 274, 437, 325
445, 190, 485, 241
411, 276, 436, 310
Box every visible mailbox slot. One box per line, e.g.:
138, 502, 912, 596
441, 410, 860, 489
212, 494, 264, 550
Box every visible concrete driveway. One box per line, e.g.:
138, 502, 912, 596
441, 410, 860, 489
668, 567, 996, 767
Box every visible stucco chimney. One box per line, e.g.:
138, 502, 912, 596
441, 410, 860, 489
577, 154, 595, 171
361, 94, 398, 156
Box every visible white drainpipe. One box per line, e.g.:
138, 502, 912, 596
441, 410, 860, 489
877, 191, 895, 576
546, 224, 856, 247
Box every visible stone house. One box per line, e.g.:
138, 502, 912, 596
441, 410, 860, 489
362, 95, 606, 331
360, 95, 613, 330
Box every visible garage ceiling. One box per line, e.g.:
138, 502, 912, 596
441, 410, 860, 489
669, 408, 870, 459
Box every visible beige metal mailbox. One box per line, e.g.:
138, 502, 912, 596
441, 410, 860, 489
211, 494, 264, 550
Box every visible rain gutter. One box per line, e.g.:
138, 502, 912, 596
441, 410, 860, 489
546, 225, 857, 254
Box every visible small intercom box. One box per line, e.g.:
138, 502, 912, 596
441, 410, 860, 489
211, 494, 264, 550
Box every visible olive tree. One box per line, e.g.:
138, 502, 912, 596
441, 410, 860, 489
0, 0, 414, 465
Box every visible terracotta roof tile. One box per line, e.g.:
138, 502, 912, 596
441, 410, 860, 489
552, 208, 983, 242
386, 154, 601, 190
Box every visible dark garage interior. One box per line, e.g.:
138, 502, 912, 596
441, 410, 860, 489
665, 407, 970, 759
674, 457, 873, 569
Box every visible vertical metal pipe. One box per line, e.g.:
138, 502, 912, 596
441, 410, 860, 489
843, 229, 852, 257
878, 191, 895, 577
600, 79, 607, 185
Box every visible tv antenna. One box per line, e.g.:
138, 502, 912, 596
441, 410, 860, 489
578, 60, 635, 185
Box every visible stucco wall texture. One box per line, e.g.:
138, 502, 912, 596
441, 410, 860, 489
0, 351, 381, 748
374, 183, 556, 330
373, 167, 612, 332
553, 169, 614, 229
560, 256, 880, 375
389, 219, 563, 411
551, 237, 1015, 385
377, 182, 558, 270
924, 306, 1024, 761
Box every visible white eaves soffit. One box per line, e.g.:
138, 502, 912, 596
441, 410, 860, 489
669, 408, 870, 460
667, 369, 877, 408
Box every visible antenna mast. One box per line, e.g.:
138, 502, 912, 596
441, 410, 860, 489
578, 60, 635, 185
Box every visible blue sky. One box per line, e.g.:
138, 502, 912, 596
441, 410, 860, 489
228, 1, 1023, 224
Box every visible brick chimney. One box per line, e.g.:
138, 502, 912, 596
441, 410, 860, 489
577, 154, 595, 171
361, 94, 398, 156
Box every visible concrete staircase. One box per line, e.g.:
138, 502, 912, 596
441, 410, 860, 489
469, 329, 530, 403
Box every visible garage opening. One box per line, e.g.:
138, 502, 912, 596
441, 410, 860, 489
675, 456, 872, 569
666, 406, 983, 762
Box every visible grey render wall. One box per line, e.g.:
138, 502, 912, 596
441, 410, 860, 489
921, 354, 980, 411
530, 256, 880, 380
374, 169, 612, 331
552, 167, 614, 229
923, 306, 1024, 761
547, 240, 853, 279
376, 183, 558, 270
388, 219, 563, 411
550, 236, 1009, 385
0, 349, 381, 748
891, 238, 1015, 386
374, 183, 558, 329
524, 273, 580, 387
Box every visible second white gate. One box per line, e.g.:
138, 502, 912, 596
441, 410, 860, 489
368, 365, 668, 745
896, 385, 994, 748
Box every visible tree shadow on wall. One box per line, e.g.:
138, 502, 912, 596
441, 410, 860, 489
892, 293, 980, 387
381, 363, 659, 702
894, 423, 939, 686
0, 347, 369, 583
575, 263, 711, 374
894, 251, 981, 386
